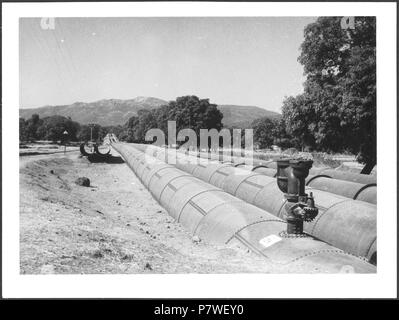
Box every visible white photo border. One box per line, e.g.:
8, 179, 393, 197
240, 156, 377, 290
2, 1, 397, 298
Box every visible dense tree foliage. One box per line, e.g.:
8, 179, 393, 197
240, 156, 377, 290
21, 18, 377, 173
252, 117, 293, 150
282, 17, 376, 172
35, 115, 81, 142
19, 114, 43, 142
77, 124, 109, 142
252, 117, 279, 149
19, 117, 30, 142
19, 113, 125, 144
168, 96, 223, 135
121, 96, 223, 144
20, 114, 80, 142
103, 125, 124, 140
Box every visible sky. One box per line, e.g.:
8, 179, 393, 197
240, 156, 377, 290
20, 17, 317, 112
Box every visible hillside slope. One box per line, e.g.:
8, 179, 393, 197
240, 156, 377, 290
20, 97, 280, 127
20, 97, 167, 126
218, 104, 280, 128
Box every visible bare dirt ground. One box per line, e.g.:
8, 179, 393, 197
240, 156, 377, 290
20, 148, 283, 274
20, 141, 80, 157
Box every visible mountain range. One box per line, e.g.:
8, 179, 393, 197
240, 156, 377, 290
19, 96, 280, 128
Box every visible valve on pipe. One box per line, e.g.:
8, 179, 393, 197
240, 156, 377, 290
277, 158, 319, 237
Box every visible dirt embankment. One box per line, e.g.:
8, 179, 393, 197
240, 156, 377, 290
20, 150, 279, 274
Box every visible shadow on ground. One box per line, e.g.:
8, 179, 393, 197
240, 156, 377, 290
87, 154, 125, 164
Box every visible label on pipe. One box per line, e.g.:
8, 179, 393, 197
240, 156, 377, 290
259, 234, 282, 248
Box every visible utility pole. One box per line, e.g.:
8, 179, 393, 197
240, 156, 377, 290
63, 130, 68, 154
89, 125, 94, 153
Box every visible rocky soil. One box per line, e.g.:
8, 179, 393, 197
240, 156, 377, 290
20, 149, 280, 274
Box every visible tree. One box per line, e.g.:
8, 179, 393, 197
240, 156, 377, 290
24, 114, 43, 141
120, 95, 224, 146
252, 116, 294, 150
252, 117, 278, 149
161, 95, 223, 144
339, 45, 376, 173
282, 94, 316, 151
77, 124, 106, 142
19, 118, 29, 142
36, 115, 80, 142
104, 125, 124, 139
272, 118, 293, 149
122, 115, 139, 142
134, 109, 160, 142
284, 17, 376, 172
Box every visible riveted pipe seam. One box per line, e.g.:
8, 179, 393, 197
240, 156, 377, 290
306, 174, 333, 185
176, 188, 223, 222
306, 199, 353, 235
144, 144, 376, 261
158, 174, 193, 199
232, 233, 270, 258
114, 143, 376, 269
207, 150, 376, 204
353, 183, 377, 201
225, 219, 286, 244
191, 199, 256, 236
194, 149, 376, 190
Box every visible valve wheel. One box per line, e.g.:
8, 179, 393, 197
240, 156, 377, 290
303, 207, 318, 222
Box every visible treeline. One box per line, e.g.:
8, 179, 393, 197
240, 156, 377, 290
252, 117, 292, 150
253, 17, 376, 172
20, 115, 80, 142
19, 96, 223, 145
116, 95, 223, 143
20, 18, 375, 171
19, 114, 118, 143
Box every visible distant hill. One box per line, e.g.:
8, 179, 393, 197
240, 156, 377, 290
218, 104, 280, 128
19, 97, 167, 126
20, 97, 280, 127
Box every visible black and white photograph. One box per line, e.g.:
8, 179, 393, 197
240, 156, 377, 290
1, 2, 397, 299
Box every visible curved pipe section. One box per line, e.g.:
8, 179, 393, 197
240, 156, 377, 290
111, 143, 374, 272
80, 143, 94, 156
190, 150, 377, 202
193, 150, 376, 204
315, 168, 377, 185
306, 176, 376, 205
162, 146, 377, 204
137, 144, 376, 263
194, 150, 376, 185
252, 165, 278, 177
94, 144, 111, 156
354, 183, 378, 204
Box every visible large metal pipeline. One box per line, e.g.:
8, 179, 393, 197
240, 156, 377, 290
183, 150, 377, 204
136, 144, 376, 264
306, 176, 376, 204
310, 168, 377, 185
112, 142, 374, 272
164, 148, 377, 204
193, 150, 377, 185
